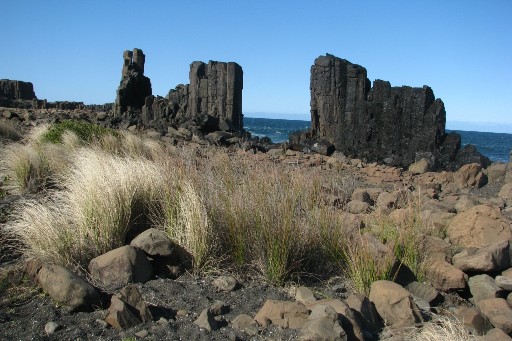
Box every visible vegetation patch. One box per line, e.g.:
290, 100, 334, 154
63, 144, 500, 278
42, 120, 115, 144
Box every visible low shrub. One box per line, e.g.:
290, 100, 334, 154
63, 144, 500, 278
42, 120, 115, 144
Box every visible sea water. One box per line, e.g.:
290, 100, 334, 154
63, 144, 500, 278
244, 117, 512, 163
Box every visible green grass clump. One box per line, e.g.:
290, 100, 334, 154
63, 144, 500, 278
42, 120, 115, 144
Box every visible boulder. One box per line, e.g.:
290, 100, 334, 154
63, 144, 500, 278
212, 275, 239, 292
488, 163, 508, 182
231, 314, 259, 335
468, 275, 506, 304
351, 189, 372, 204
369, 280, 423, 329
117, 285, 152, 322
88, 245, 153, 290
453, 240, 510, 273
37, 264, 100, 312
104, 295, 143, 330
408, 158, 430, 174
194, 308, 218, 331
424, 260, 467, 291
347, 200, 370, 214
496, 275, 512, 291
452, 307, 490, 335
477, 298, 512, 334
455, 194, 479, 213
295, 286, 317, 305
254, 300, 309, 329
454, 163, 487, 188
446, 205, 512, 248
483, 328, 512, 341
306, 299, 366, 341
405, 281, 440, 306
499, 183, 512, 207
298, 305, 347, 341
376, 191, 396, 212
130, 228, 174, 257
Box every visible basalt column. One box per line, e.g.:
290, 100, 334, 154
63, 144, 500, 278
114, 48, 152, 116
309, 54, 449, 167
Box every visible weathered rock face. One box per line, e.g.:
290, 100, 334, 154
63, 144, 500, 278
142, 60, 243, 133
301, 54, 488, 170
0, 79, 36, 100
114, 48, 152, 116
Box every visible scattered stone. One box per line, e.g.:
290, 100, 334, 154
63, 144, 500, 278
469, 275, 507, 304
95, 319, 108, 329
344, 294, 383, 334
307, 299, 366, 341
369, 280, 424, 329
254, 300, 309, 329
295, 286, 316, 305
424, 260, 467, 291
453, 240, 510, 273
351, 188, 372, 204
37, 264, 100, 312
134, 329, 149, 338
298, 304, 347, 341
347, 200, 370, 214
45, 321, 61, 335
194, 308, 218, 332
176, 309, 188, 318
477, 298, 512, 334
408, 158, 430, 174
499, 183, 512, 207
209, 300, 229, 316
212, 275, 239, 292
231, 314, 259, 336
405, 282, 440, 305
117, 285, 152, 322
455, 195, 479, 213
157, 317, 169, 325
452, 307, 490, 335
496, 275, 512, 291
488, 163, 508, 182
105, 295, 142, 330
130, 228, 174, 257
454, 163, 487, 188
446, 205, 512, 248
88, 245, 153, 290
483, 328, 512, 341
376, 192, 396, 212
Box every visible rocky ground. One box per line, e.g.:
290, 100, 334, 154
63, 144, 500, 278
1, 107, 512, 340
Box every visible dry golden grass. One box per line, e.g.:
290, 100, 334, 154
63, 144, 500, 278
4, 122, 434, 286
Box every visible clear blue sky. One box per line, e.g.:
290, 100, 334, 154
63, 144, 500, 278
1, 0, 511, 130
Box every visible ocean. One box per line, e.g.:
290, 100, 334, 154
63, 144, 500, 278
244, 117, 512, 163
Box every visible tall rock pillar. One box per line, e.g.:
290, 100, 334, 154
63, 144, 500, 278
114, 48, 152, 116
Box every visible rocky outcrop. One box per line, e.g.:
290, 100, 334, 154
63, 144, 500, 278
294, 54, 489, 170
0, 79, 37, 108
0, 79, 36, 101
142, 60, 243, 133
113, 48, 152, 116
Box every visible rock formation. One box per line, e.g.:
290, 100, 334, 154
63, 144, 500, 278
292, 54, 489, 170
142, 60, 243, 133
0, 80, 36, 100
114, 48, 152, 116
0, 79, 37, 108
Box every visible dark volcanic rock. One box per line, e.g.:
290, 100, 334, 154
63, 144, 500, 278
0, 79, 36, 100
304, 54, 488, 170
114, 48, 152, 116
141, 60, 243, 134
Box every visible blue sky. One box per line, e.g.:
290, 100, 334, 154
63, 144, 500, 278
1, 1, 511, 131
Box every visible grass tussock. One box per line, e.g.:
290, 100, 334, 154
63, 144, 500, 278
42, 120, 115, 144
408, 313, 481, 341
4, 122, 435, 287
0, 120, 22, 142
